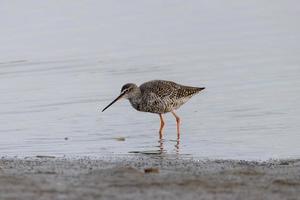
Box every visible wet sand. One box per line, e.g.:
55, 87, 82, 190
0, 156, 300, 200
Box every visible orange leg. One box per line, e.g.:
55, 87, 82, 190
159, 114, 165, 139
171, 110, 181, 138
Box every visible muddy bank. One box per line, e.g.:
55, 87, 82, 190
0, 156, 300, 200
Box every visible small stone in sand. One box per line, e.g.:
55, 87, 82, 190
114, 137, 126, 141
144, 168, 159, 173
36, 155, 56, 159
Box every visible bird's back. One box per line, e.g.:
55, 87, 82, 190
138, 80, 204, 113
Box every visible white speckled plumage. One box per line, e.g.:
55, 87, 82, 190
128, 80, 204, 114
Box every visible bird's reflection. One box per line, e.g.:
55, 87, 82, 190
128, 133, 181, 156
158, 134, 180, 155
174, 138, 180, 154
158, 138, 164, 153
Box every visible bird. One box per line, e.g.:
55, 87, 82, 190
102, 80, 205, 139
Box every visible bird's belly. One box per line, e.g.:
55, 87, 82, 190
130, 94, 190, 114
137, 98, 169, 114
172, 100, 185, 110
129, 100, 163, 114
137, 104, 167, 114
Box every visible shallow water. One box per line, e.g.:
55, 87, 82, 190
0, 1, 300, 160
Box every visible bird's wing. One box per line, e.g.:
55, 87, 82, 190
175, 85, 204, 99
140, 80, 203, 99
139, 80, 180, 99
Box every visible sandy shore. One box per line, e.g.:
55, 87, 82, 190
0, 156, 300, 200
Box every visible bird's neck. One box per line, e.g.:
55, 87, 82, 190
128, 89, 142, 111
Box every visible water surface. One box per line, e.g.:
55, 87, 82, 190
0, 1, 300, 160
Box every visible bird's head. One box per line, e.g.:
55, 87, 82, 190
102, 83, 138, 112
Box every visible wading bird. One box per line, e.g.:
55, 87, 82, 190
102, 80, 205, 139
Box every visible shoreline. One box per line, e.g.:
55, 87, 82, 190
0, 156, 300, 200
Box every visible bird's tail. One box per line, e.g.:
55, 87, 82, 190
197, 87, 205, 92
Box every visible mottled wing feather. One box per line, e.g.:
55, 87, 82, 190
139, 80, 203, 113
139, 80, 178, 113
176, 86, 203, 99
140, 80, 180, 98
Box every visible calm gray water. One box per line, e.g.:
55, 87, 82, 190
0, 1, 300, 160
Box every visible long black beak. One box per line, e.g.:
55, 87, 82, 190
102, 93, 125, 112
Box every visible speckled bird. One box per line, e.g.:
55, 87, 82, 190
102, 80, 205, 138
